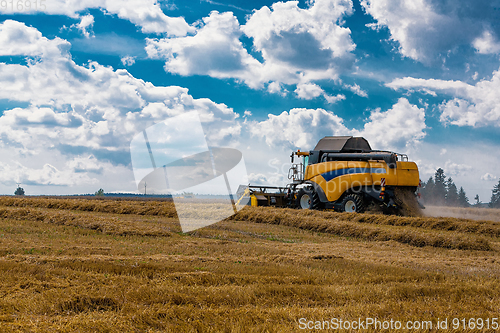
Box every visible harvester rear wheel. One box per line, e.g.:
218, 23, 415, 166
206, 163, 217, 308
340, 194, 365, 213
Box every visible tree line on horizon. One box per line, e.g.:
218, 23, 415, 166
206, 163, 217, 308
12, 169, 500, 209
421, 168, 500, 208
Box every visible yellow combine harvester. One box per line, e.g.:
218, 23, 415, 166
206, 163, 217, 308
241, 136, 422, 214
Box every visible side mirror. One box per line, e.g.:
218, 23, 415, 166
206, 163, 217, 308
290, 152, 294, 163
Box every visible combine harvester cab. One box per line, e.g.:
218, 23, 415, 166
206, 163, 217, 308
244, 136, 423, 215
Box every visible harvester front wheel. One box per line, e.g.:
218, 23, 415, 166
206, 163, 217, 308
296, 188, 324, 210
296, 189, 313, 209
340, 194, 365, 213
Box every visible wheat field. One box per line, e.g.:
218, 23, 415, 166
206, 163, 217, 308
1, 196, 500, 332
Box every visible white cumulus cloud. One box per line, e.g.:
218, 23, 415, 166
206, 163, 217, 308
243, 0, 355, 82
250, 108, 350, 150
361, 0, 500, 63
481, 173, 497, 181
146, 11, 264, 88
0, 21, 241, 193
444, 160, 473, 176
294, 83, 324, 100
0, 160, 98, 187
2, 0, 194, 36
324, 93, 346, 104
387, 68, 500, 127
294, 83, 346, 104
360, 98, 426, 151
343, 83, 368, 97
250, 98, 426, 152
473, 30, 500, 54
147, 0, 356, 94
72, 14, 94, 38
0, 20, 70, 57
248, 173, 269, 185
121, 56, 136, 66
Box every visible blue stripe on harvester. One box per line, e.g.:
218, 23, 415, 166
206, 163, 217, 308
321, 167, 386, 182
370, 168, 387, 174
321, 168, 350, 182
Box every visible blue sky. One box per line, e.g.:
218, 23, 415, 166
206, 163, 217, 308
0, 0, 499, 202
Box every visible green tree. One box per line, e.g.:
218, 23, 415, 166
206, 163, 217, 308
94, 188, 105, 197
14, 186, 25, 196
421, 176, 435, 203
474, 194, 481, 206
434, 168, 447, 205
446, 177, 459, 206
458, 187, 469, 207
490, 180, 500, 208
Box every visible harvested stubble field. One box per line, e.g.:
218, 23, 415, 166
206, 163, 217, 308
1, 197, 500, 332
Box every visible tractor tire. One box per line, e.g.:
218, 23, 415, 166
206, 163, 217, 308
340, 193, 365, 213
296, 188, 313, 209
296, 188, 324, 210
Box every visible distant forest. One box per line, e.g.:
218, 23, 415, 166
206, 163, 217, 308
421, 168, 500, 208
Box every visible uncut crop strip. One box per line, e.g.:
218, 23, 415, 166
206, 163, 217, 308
0, 196, 177, 217
292, 209, 500, 239
0, 206, 172, 237
314, 210, 500, 239
232, 208, 493, 251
